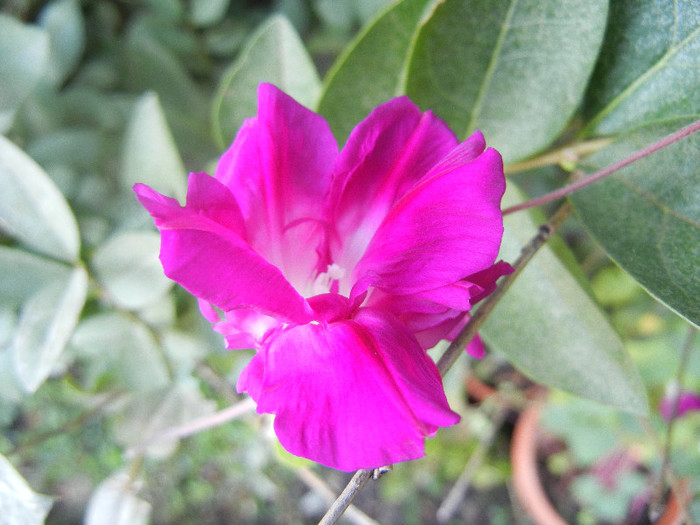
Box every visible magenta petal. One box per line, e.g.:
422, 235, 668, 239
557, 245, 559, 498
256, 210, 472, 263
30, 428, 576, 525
213, 308, 280, 349
352, 137, 506, 298
463, 260, 513, 305
134, 176, 312, 325
237, 308, 459, 471
365, 261, 512, 349
465, 335, 486, 359
214, 83, 338, 288
660, 390, 700, 421
328, 98, 460, 274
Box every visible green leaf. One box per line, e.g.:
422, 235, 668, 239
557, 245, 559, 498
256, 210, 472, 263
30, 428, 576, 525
318, 0, 435, 143
189, 0, 230, 27
571, 119, 700, 327
481, 186, 648, 414
69, 313, 170, 392
0, 247, 69, 307
0, 136, 80, 263
0, 15, 49, 133
37, 0, 86, 86
314, 0, 394, 31
84, 471, 150, 525
0, 453, 52, 525
11, 265, 87, 393
583, 0, 700, 136
113, 380, 217, 458
121, 21, 207, 117
404, 0, 608, 162
122, 92, 187, 202
92, 231, 173, 311
211, 14, 320, 149
0, 345, 24, 402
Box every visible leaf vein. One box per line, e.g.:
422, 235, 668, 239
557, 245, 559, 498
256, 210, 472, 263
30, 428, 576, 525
587, 23, 700, 132
464, 0, 519, 137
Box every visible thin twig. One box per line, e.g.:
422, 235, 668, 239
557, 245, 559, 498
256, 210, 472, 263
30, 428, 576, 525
318, 470, 374, 525
503, 117, 700, 215
318, 203, 574, 525
129, 397, 257, 456
437, 202, 573, 376
297, 468, 380, 525
649, 325, 697, 523
436, 406, 508, 523
503, 137, 613, 175
8, 392, 123, 456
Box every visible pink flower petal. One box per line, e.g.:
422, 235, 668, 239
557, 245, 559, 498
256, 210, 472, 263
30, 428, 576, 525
660, 390, 700, 421
213, 308, 280, 349
237, 308, 459, 471
214, 83, 338, 290
465, 334, 486, 359
134, 175, 312, 324
327, 98, 461, 281
352, 134, 506, 299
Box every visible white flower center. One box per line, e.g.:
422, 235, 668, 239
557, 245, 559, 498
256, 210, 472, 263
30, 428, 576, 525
311, 263, 346, 295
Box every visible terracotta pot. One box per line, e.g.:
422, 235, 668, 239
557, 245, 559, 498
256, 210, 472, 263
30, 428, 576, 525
511, 404, 689, 525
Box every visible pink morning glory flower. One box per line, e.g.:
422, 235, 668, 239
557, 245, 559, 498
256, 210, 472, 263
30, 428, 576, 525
134, 84, 511, 471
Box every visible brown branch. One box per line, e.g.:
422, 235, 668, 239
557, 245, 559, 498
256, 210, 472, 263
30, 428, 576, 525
503, 137, 613, 175
436, 406, 508, 522
437, 201, 573, 376
503, 117, 700, 215
649, 325, 697, 523
297, 468, 380, 525
318, 469, 374, 525
317, 202, 573, 525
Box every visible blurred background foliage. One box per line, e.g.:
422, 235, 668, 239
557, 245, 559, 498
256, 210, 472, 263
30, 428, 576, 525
0, 0, 698, 523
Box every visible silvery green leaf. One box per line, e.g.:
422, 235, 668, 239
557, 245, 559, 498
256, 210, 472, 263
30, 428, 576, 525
11, 265, 87, 393
0, 453, 52, 525
0, 136, 80, 263
0, 15, 49, 132
84, 471, 150, 525
0, 246, 69, 307
121, 92, 187, 203
92, 230, 172, 310
37, 0, 86, 86
114, 380, 217, 459
69, 313, 170, 392
212, 15, 320, 148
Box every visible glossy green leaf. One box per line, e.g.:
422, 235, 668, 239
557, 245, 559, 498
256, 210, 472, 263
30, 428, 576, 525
405, 0, 608, 162
0, 136, 80, 263
11, 265, 87, 393
69, 313, 170, 392
84, 471, 150, 525
92, 230, 173, 310
583, 0, 700, 136
481, 186, 648, 414
0, 15, 49, 133
571, 119, 700, 327
318, 0, 434, 142
122, 92, 187, 202
37, 0, 86, 86
0, 454, 52, 525
211, 14, 320, 149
